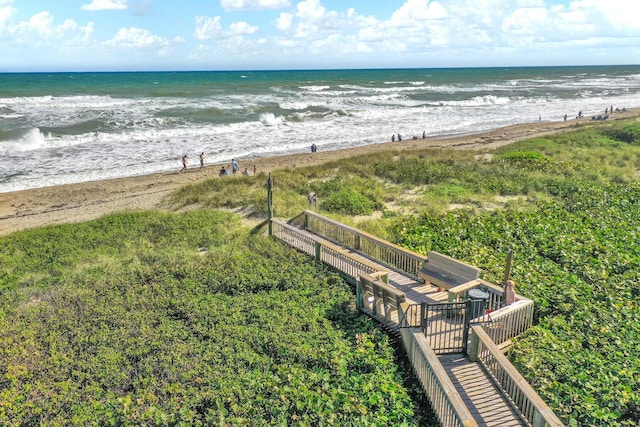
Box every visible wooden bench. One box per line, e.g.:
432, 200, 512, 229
418, 251, 481, 291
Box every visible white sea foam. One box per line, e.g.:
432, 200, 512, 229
259, 113, 287, 126
2, 68, 640, 193
0, 128, 49, 153
299, 85, 330, 92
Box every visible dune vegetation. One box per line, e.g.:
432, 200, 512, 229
2, 118, 640, 426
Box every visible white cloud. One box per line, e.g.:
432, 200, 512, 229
81, 0, 128, 11
220, 0, 289, 11
296, 0, 331, 22
564, 0, 640, 34
276, 12, 292, 31
0, 8, 94, 52
194, 16, 259, 40
390, 0, 447, 27
106, 27, 169, 50
502, 7, 548, 36
0, 3, 17, 30
194, 16, 224, 40
229, 21, 258, 35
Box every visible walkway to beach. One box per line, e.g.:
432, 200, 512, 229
269, 210, 563, 427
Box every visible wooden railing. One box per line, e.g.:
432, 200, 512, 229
302, 211, 428, 278
271, 219, 385, 285
271, 218, 317, 256
484, 299, 534, 348
448, 279, 504, 311
469, 326, 564, 427
401, 327, 478, 427
447, 279, 534, 348
357, 273, 405, 326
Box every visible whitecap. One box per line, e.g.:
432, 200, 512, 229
260, 113, 287, 126
299, 85, 330, 92
0, 128, 50, 153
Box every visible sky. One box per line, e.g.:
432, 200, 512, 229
0, 0, 639, 72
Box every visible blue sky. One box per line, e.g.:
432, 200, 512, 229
1, 0, 638, 72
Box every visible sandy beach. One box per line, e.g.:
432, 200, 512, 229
1, 112, 638, 236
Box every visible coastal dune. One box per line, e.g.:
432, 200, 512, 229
1, 112, 637, 236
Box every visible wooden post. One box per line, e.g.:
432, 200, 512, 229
503, 248, 513, 285
532, 410, 545, 427
267, 173, 273, 236
314, 241, 321, 261
468, 328, 482, 362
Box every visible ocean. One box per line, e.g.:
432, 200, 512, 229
1, 65, 639, 193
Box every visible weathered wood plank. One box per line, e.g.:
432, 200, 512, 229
419, 251, 482, 291
440, 355, 527, 427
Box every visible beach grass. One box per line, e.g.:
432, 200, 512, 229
167, 118, 640, 232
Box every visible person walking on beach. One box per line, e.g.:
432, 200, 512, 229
199, 152, 205, 169
231, 159, 239, 175
180, 155, 188, 173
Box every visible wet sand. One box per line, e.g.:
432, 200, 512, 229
1, 111, 638, 236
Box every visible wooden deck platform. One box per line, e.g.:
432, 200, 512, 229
440, 354, 526, 427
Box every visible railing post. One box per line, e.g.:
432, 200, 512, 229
355, 234, 361, 250
314, 241, 321, 261
267, 173, 274, 236
356, 279, 363, 310
468, 328, 482, 362
462, 300, 472, 356
532, 410, 545, 427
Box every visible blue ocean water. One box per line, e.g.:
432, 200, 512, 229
1, 66, 639, 192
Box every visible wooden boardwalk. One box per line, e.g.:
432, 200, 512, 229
440, 354, 525, 427
270, 212, 563, 427
329, 248, 527, 426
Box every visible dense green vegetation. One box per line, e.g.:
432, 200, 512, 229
170, 119, 640, 426
3, 118, 640, 426
0, 211, 428, 425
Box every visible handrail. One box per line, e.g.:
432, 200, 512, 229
271, 219, 386, 283
401, 328, 478, 427
358, 273, 406, 324
469, 325, 564, 427
484, 300, 534, 347
448, 279, 530, 313
302, 210, 428, 278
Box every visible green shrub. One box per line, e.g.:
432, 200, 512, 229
322, 188, 379, 215
601, 125, 640, 144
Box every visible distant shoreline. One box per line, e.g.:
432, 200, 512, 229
1, 109, 638, 236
